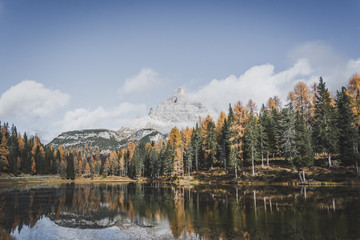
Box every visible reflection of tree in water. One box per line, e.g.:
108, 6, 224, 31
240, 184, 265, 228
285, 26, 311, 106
0, 184, 360, 239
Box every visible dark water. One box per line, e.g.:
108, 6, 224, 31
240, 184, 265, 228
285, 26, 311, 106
0, 183, 359, 240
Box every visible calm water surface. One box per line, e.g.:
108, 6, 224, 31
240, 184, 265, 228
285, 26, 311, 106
0, 183, 359, 240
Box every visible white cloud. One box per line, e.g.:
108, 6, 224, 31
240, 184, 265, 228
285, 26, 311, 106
119, 68, 160, 95
190, 42, 360, 113
289, 41, 360, 91
189, 58, 312, 113
0, 80, 70, 120
61, 103, 146, 132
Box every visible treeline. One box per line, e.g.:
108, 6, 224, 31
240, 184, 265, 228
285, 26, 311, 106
1, 74, 360, 181
127, 74, 360, 181
0, 124, 77, 179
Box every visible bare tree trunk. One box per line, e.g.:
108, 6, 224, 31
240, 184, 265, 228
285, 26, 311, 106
356, 161, 359, 178
264, 197, 267, 211
236, 186, 239, 204
253, 190, 257, 211
328, 152, 332, 168
298, 171, 303, 182
224, 157, 227, 174
235, 161, 238, 180
267, 152, 269, 167
302, 168, 306, 182
261, 154, 264, 168
188, 163, 190, 177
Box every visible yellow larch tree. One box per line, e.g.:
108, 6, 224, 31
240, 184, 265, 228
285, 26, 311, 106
267, 97, 278, 112
109, 151, 119, 175
348, 73, 360, 126
127, 142, 136, 165
292, 81, 314, 120
246, 99, 258, 115
31, 156, 36, 174
169, 126, 184, 177
230, 101, 248, 179
0, 133, 10, 172
119, 149, 125, 176
215, 111, 227, 135
181, 127, 192, 176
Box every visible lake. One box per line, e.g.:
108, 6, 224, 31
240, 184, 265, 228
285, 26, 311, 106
0, 183, 359, 240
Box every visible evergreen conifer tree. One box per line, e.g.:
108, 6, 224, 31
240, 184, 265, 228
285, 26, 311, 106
279, 103, 296, 166
312, 77, 338, 167
66, 153, 75, 180
336, 87, 357, 166
294, 112, 313, 182
245, 109, 259, 176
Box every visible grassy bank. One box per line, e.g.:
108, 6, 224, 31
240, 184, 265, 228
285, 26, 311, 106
154, 161, 360, 187
1, 160, 359, 186
0, 175, 137, 185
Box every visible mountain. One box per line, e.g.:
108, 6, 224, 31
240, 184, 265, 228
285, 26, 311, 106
124, 87, 210, 133
49, 128, 165, 153
49, 87, 210, 152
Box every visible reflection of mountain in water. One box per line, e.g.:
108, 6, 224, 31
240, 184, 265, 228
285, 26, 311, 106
0, 184, 360, 240
50, 211, 156, 229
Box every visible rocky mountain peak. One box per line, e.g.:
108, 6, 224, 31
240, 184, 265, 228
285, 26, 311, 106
149, 88, 207, 121
130, 87, 210, 133
170, 87, 186, 102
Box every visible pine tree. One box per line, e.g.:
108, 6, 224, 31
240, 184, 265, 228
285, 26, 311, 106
163, 141, 174, 177
219, 119, 228, 173
66, 153, 75, 180
263, 107, 276, 166
279, 103, 296, 166
148, 148, 159, 178
204, 120, 217, 169
294, 112, 313, 182
312, 77, 338, 167
133, 143, 145, 179
270, 108, 281, 160
21, 133, 32, 174
336, 87, 357, 166
258, 104, 269, 168
9, 125, 20, 175
245, 99, 259, 176
189, 124, 202, 172
223, 104, 235, 173
60, 158, 67, 178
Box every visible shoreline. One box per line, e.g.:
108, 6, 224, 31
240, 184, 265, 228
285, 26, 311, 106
1, 174, 359, 187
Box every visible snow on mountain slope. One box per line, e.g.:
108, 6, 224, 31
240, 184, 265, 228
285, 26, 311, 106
124, 87, 211, 133
49, 128, 165, 152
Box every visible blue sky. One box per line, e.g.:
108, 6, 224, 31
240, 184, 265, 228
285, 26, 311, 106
0, 0, 359, 141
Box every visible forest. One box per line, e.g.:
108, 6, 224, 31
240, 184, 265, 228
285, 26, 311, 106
1, 74, 360, 182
